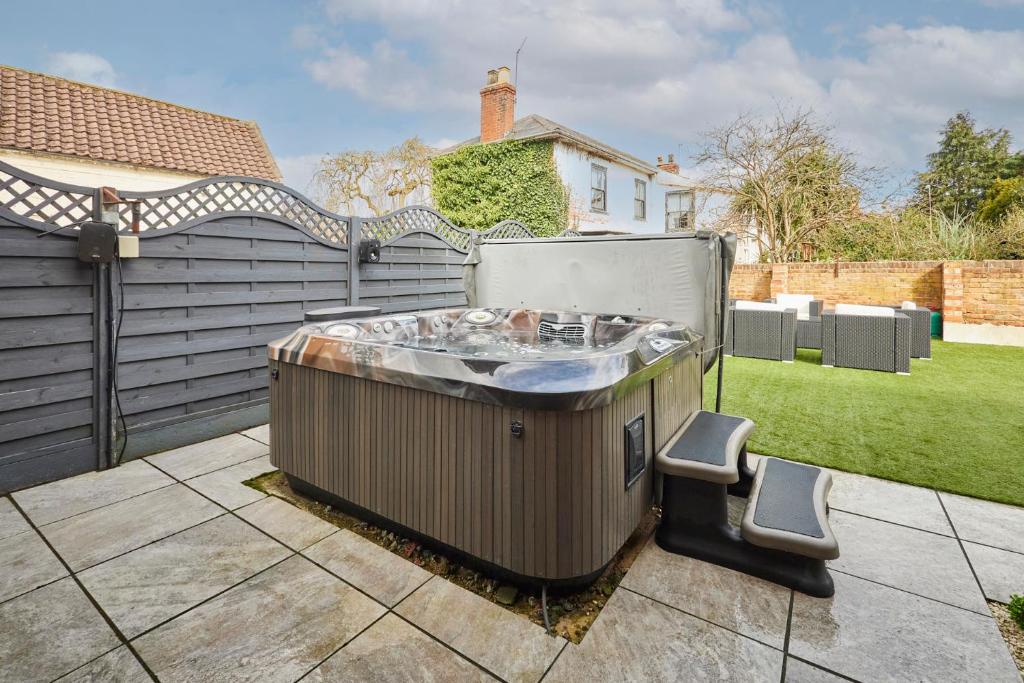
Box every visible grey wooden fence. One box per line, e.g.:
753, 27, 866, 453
0, 160, 538, 493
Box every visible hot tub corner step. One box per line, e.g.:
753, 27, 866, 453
740, 457, 839, 561
654, 410, 754, 485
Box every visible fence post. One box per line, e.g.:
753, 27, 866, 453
91, 188, 114, 470
349, 217, 361, 305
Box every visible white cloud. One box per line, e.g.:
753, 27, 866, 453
45, 52, 117, 87
428, 137, 460, 149
277, 153, 325, 194
299, 1, 1024, 181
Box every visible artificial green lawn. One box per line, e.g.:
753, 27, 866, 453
703, 340, 1024, 507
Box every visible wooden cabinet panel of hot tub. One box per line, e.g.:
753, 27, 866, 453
269, 352, 701, 584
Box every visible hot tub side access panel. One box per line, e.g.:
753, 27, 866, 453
269, 353, 701, 584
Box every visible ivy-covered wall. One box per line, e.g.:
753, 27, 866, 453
431, 139, 568, 237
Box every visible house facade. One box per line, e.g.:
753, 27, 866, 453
0, 65, 281, 191
437, 67, 695, 235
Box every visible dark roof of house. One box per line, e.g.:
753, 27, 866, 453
0, 65, 281, 181
440, 114, 659, 174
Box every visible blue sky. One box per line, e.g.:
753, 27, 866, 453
3, 0, 1024, 196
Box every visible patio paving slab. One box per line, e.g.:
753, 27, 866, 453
0, 496, 31, 541
12, 460, 173, 527
396, 575, 564, 682
56, 646, 151, 682
940, 492, 1024, 554
546, 588, 782, 682
38, 484, 222, 572
963, 541, 1024, 604
827, 509, 989, 614
304, 529, 431, 607
828, 470, 954, 536
235, 496, 337, 551
0, 527, 67, 603
307, 613, 493, 682
620, 538, 791, 648
0, 577, 120, 683
78, 515, 291, 638
789, 570, 1019, 682
241, 423, 270, 445
183, 455, 276, 510
133, 555, 385, 683
145, 433, 268, 481
783, 657, 848, 682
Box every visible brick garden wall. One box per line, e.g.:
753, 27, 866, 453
729, 259, 1024, 328
961, 261, 1024, 326
729, 265, 772, 301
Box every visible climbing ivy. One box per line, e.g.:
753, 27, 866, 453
431, 139, 569, 236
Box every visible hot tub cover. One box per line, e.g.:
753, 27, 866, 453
464, 232, 735, 373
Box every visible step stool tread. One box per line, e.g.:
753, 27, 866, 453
741, 457, 839, 560
655, 410, 754, 484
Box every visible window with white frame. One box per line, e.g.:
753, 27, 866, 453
590, 164, 607, 212
634, 179, 647, 220
666, 190, 694, 232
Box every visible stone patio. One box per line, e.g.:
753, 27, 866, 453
1, 424, 1021, 682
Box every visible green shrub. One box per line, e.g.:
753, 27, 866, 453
982, 206, 1024, 260
1009, 594, 1024, 630
431, 139, 569, 236
978, 176, 1024, 225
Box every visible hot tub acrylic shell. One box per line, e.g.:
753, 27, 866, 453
268, 308, 703, 585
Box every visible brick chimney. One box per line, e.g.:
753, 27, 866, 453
657, 153, 680, 174
480, 66, 515, 143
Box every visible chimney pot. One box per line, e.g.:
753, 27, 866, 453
496, 66, 511, 83
486, 69, 498, 85
657, 152, 680, 175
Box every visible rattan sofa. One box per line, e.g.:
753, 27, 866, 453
767, 294, 824, 349
822, 304, 911, 374
724, 301, 797, 362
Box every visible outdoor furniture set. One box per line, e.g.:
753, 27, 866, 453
725, 294, 932, 374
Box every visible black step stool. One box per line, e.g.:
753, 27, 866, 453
655, 410, 839, 597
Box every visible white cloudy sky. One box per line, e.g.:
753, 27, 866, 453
295, 0, 1024, 192
6, 0, 1024, 194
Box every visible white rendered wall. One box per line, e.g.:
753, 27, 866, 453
0, 149, 205, 192
553, 141, 667, 234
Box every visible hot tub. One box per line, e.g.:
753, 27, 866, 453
268, 307, 704, 586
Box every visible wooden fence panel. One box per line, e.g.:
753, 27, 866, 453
115, 215, 349, 459
0, 223, 97, 492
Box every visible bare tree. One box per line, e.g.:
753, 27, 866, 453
696, 108, 871, 262
312, 137, 433, 216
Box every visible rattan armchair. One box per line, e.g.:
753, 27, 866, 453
887, 304, 932, 359
822, 304, 911, 374
725, 301, 797, 362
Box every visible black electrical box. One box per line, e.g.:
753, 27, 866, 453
624, 414, 646, 488
358, 238, 381, 263
77, 222, 118, 263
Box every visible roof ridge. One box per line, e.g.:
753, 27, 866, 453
0, 64, 250, 124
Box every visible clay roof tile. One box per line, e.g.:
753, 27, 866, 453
0, 65, 280, 180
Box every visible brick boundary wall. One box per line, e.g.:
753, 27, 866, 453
729, 260, 1024, 340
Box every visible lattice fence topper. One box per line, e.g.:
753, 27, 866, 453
558, 229, 582, 238
119, 178, 350, 244
0, 160, 95, 228
478, 220, 537, 240
361, 205, 478, 251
